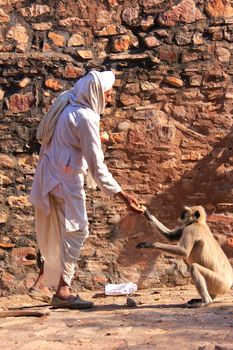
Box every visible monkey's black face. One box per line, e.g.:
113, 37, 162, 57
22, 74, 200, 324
179, 207, 202, 225
180, 210, 187, 220
179, 207, 193, 224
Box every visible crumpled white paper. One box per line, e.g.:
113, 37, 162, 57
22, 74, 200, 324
105, 282, 138, 296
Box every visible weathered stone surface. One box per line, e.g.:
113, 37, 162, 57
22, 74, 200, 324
95, 25, 127, 37
111, 35, 131, 52
0, 154, 17, 168
77, 49, 93, 59
125, 83, 140, 94
142, 0, 164, 9
117, 121, 131, 132
20, 4, 50, 17
0, 8, 10, 23
32, 22, 53, 31
175, 33, 192, 46
120, 93, 140, 106
141, 82, 159, 91
192, 32, 204, 45
122, 6, 140, 26
109, 52, 148, 60
45, 79, 63, 91
144, 36, 161, 48
163, 76, 184, 88
181, 51, 199, 62
158, 0, 204, 27
0, 173, 12, 185
67, 34, 85, 47
48, 32, 66, 47
0, 211, 9, 223
63, 65, 83, 79
7, 195, 31, 208
127, 31, 140, 49
140, 16, 154, 31
11, 247, 37, 266
6, 24, 29, 52
18, 78, 31, 88
216, 46, 231, 62
58, 17, 86, 27
0, 88, 5, 100
95, 9, 117, 26
7, 92, 34, 113
18, 154, 38, 168
206, 0, 233, 18
158, 49, 177, 62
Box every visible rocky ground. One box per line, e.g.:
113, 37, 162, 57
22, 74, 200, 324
0, 285, 233, 350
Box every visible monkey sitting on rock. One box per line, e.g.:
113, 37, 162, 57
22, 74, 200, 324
137, 205, 233, 308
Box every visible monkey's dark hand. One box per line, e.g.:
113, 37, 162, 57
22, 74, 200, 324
137, 242, 154, 249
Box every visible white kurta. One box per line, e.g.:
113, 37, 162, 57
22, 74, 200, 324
29, 104, 122, 232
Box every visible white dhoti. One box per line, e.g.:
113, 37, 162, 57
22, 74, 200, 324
35, 194, 89, 288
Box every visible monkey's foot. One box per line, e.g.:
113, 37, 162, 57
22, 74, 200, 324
137, 242, 153, 249
186, 300, 212, 308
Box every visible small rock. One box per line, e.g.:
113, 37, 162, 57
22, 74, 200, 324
77, 50, 93, 59
58, 17, 85, 27
126, 297, 137, 307
63, 65, 83, 79
48, 32, 65, 47
0, 89, 4, 100
205, 0, 233, 18
122, 7, 140, 27
117, 121, 131, 132
111, 34, 131, 53
20, 4, 50, 18
0, 8, 10, 23
95, 25, 127, 37
18, 78, 31, 88
32, 22, 53, 31
68, 34, 85, 47
216, 47, 231, 62
45, 79, 63, 91
140, 16, 154, 31
6, 24, 29, 52
144, 36, 161, 48
7, 92, 34, 113
7, 195, 31, 208
163, 76, 184, 88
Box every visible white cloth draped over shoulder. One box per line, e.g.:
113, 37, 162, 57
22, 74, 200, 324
29, 70, 122, 232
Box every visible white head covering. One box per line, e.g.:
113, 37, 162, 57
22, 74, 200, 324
99, 71, 115, 92
36, 70, 115, 145
69, 70, 105, 115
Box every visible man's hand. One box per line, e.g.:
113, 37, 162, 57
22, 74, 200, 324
115, 191, 144, 213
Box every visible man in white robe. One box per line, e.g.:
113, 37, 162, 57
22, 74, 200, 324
29, 70, 143, 308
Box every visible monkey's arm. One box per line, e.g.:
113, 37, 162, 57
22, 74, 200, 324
144, 209, 183, 242
137, 238, 194, 259
151, 242, 188, 257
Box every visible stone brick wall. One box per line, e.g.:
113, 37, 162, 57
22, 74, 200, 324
0, 0, 233, 294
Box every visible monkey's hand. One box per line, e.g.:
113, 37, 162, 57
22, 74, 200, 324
137, 242, 154, 249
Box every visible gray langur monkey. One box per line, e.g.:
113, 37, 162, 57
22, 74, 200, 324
137, 205, 233, 308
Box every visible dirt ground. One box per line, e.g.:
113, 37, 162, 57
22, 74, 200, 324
0, 285, 233, 350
